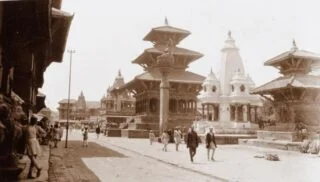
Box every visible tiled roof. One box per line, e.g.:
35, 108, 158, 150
251, 75, 320, 94
265, 49, 320, 66
58, 99, 77, 104
143, 25, 190, 42
113, 70, 205, 92
136, 70, 205, 83
133, 45, 203, 64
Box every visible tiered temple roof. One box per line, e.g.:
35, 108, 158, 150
252, 40, 320, 95
113, 18, 205, 93
131, 18, 203, 71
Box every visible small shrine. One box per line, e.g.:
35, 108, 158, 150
197, 31, 262, 130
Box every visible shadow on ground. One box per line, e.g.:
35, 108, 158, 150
49, 141, 126, 182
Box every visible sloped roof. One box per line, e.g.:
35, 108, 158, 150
135, 70, 205, 83
264, 49, 320, 66
143, 25, 190, 42
251, 74, 320, 94
133, 45, 203, 64
86, 101, 101, 109
113, 70, 205, 92
59, 99, 77, 104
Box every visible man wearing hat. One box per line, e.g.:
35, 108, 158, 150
187, 127, 199, 162
206, 127, 217, 161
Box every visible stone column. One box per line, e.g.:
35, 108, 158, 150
212, 104, 215, 121
235, 105, 238, 122
146, 99, 150, 113
254, 106, 258, 122
176, 99, 179, 113
202, 104, 204, 119
159, 73, 170, 133
206, 104, 209, 120
247, 104, 251, 122
243, 105, 247, 122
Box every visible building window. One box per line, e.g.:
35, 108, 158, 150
212, 86, 216, 92
231, 85, 234, 92
240, 85, 245, 92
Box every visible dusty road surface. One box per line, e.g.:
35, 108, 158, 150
48, 130, 219, 182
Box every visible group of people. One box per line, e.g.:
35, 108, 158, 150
47, 123, 64, 148
0, 104, 48, 179
150, 126, 218, 162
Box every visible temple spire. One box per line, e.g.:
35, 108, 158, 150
165, 17, 169, 26
118, 69, 122, 77
228, 30, 232, 39
210, 67, 213, 74
80, 90, 84, 97
291, 39, 298, 51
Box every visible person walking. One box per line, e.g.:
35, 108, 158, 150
96, 125, 101, 139
52, 124, 61, 148
82, 127, 89, 147
187, 127, 199, 162
149, 130, 156, 145
206, 127, 217, 161
174, 128, 182, 151
26, 116, 46, 178
161, 130, 169, 152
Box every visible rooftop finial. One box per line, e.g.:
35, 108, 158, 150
228, 30, 232, 38
210, 67, 213, 74
165, 16, 169, 26
118, 69, 122, 77
291, 39, 298, 51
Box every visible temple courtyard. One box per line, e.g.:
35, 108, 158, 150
44, 130, 320, 182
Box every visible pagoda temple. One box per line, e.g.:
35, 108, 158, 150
252, 40, 320, 133
110, 19, 205, 137
197, 32, 262, 129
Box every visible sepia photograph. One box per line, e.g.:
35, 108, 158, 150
0, 0, 320, 181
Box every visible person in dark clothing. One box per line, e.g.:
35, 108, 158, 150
96, 126, 101, 139
206, 127, 217, 161
186, 127, 199, 162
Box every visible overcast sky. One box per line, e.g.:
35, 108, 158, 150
40, 0, 320, 111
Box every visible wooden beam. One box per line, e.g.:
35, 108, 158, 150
140, 80, 148, 90
299, 88, 307, 100
259, 94, 274, 102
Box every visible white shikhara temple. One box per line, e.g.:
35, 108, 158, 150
197, 31, 262, 128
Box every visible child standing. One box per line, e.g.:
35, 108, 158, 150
82, 127, 89, 147
149, 130, 155, 145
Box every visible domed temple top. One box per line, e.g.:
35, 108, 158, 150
112, 69, 125, 89
219, 31, 245, 96
221, 31, 238, 51
203, 68, 219, 86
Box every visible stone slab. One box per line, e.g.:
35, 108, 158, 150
239, 139, 301, 151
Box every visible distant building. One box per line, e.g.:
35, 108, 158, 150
58, 91, 101, 121
101, 70, 135, 124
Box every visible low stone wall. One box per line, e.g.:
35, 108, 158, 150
121, 129, 159, 138
257, 130, 298, 142
239, 139, 301, 151
107, 129, 122, 137
198, 134, 257, 144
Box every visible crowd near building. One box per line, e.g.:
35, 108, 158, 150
0, 0, 73, 179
